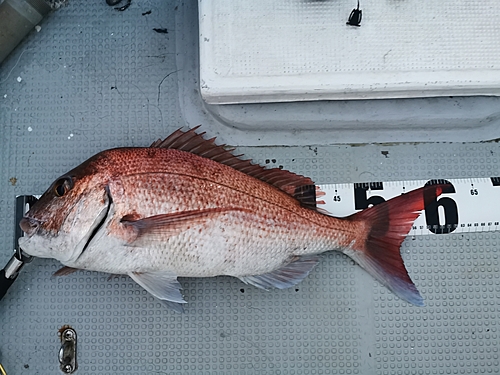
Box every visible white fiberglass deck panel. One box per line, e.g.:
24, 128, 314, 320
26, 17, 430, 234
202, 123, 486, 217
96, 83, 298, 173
199, 0, 500, 104
179, 0, 500, 145
0, 1, 499, 374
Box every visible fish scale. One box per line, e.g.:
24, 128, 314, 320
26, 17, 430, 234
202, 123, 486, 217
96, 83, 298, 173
108, 169, 344, 275
18, 128, 446, 309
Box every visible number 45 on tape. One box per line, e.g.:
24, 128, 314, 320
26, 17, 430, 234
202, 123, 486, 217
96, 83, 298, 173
318, 178, 500, 235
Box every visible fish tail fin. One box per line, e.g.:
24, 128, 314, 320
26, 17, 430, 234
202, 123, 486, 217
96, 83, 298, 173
345, 184, 445, 306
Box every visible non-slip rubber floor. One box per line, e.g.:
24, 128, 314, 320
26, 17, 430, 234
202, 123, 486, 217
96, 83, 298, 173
0, 1, 499, 374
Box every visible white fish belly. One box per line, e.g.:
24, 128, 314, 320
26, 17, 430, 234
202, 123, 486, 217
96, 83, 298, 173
68, 210, 342, 277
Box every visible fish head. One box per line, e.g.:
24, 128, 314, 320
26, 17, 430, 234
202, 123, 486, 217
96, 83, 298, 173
18, 153, 112, 264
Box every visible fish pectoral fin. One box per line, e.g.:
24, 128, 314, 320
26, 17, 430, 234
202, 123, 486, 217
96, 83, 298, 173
53, 266, 79, 276
121, 208, 241, 243
238, 255, 321, 290
128, 271, 186, 306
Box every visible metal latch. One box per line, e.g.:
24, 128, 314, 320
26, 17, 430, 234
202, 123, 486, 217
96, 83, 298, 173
59, 326, 77, 373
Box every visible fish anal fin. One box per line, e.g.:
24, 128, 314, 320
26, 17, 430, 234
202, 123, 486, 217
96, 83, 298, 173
345, 184, 446, 306
129, 271, 186, 311
239, 255, 320, 290
120, 207, 243, 243
151, 127, 318, 202
53, 266, 79, 276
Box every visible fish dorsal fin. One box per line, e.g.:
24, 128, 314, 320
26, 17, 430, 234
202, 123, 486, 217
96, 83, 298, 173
151, 127, 320, 208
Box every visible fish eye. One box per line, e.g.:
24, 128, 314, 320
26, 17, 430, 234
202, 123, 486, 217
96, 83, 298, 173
53, 177, 73, 197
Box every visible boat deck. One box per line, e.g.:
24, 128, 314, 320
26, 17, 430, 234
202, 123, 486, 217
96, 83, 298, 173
0, 1, 499, 374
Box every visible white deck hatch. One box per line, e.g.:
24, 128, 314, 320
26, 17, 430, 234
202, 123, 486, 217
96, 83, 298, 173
199, 0, 500, 104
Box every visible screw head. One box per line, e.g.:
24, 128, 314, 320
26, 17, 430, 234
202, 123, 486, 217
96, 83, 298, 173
63, 364, 73, 373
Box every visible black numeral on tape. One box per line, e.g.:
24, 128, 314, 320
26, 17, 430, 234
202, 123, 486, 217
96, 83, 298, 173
424, 180, 459, 234
354, 182, 385, 209
491, 177, 500, 186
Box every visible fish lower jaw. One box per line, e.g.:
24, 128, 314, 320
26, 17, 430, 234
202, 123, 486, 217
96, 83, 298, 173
17, 237, 29, 251
17, 237, 50, 259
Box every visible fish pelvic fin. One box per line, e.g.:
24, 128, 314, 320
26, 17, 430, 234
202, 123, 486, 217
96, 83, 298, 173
129, 271, 186, 313
53, 266, 79, 276
344, 184, 447, 307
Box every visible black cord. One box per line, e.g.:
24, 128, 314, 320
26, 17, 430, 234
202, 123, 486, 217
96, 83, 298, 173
0, 269, 17, 301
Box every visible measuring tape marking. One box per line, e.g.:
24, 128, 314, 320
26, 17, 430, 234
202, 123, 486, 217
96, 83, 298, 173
317, 177, 500, 236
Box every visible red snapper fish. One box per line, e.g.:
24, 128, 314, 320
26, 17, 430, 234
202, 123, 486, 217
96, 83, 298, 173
18, 128, 443, 311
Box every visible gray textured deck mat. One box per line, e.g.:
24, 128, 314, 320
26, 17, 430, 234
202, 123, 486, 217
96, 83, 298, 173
1, 1, 499, 374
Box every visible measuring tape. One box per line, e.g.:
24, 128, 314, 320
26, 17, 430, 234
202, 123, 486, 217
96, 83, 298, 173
318, 178, 500, 235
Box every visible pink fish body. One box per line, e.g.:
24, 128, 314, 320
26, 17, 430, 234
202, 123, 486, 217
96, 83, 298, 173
19, 128, 444, 310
